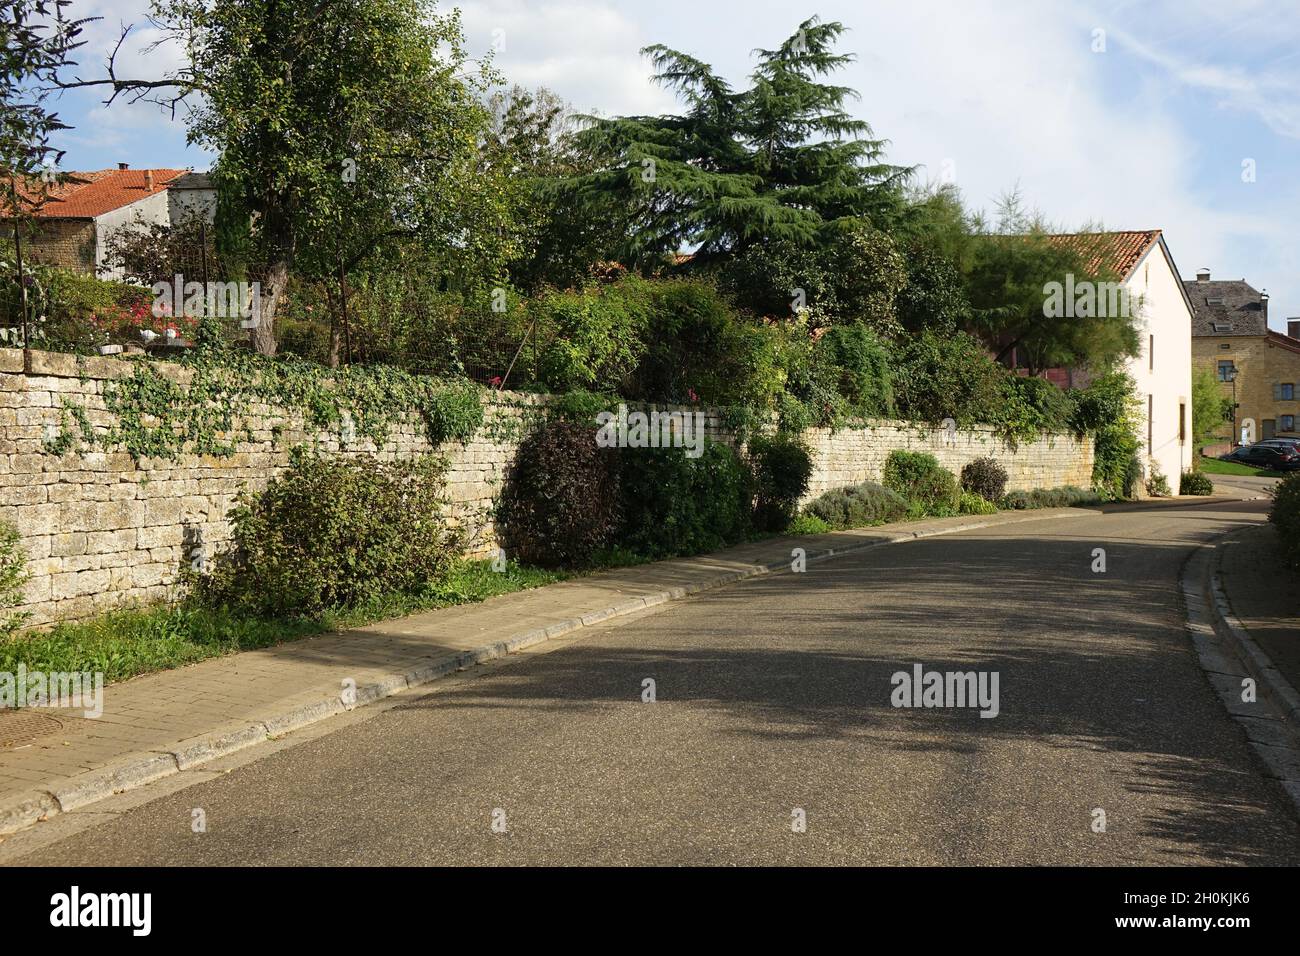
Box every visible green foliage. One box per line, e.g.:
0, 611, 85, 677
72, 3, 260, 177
496, 419, 622, 568
533, 279, 652, 394
882, 450, 960, 516
813, 323, 894, 416
959, 490, 999, 515
618, 441, 753, 558
1269, 473, 1300, 569
165, 0, 503, 352
559, 16, 909, 267
960, 457, 1008, 502
1001, 486, 1104, 510
47, 353, 483, 462
748, 434, 813, 532
1146, 464, 1172, 498
786, 513, 833, 536
0, 558, 561, 684
0, 521, 30, 638
892, 331, 1004, 428
1070, 370, 1141, 498
1180, 470, 1214, 496
631, 278, 782, 408
995, 374, 1075, 443
802, 481, 908, 529
196, 452, 463, 617
1192, 364, 1233, 445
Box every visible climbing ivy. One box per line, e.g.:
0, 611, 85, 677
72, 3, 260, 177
44, 353, 485, 462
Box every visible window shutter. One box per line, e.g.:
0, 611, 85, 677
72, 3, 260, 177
1275, 384, 1283, 401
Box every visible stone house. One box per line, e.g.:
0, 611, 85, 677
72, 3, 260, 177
1186, 270, 1300, 444
6, 166, 216, 279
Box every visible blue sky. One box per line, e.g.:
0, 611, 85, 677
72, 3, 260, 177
51, 0, 1300, 327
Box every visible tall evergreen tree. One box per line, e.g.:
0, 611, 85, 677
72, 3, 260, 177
559, 16, 911, 268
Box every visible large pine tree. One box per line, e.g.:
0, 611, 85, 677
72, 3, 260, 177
559, 16, 911, 268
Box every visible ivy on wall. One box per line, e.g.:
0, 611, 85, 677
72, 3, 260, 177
41, 354, 486, 462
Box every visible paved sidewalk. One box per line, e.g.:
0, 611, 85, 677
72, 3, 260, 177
0, 508, 1094, 835
1217, 523, 1300, 699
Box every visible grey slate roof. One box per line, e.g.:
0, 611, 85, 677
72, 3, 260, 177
1183, 278, 1268, 336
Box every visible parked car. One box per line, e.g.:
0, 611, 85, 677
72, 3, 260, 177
1221, 444, 1300, 471
1257, 437, 1300, 453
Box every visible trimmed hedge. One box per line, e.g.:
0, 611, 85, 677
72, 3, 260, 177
1180, 470, 1214, 496
749, 434, 814, 532
803, 481, 909, 529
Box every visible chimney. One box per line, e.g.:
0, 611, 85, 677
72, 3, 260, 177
1289, 319, 1300, 340
1262, 290, 1269, 321
117, 162, 129, 170
1196, 268, 1211, 282
145, 170, 154, 191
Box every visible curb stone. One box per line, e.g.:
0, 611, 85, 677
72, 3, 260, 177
0, 507, 1087, 838
1181, 530, 1300, 814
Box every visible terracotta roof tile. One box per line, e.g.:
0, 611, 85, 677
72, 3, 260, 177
15, 168, 186, 219
1045, 230, 1162, 280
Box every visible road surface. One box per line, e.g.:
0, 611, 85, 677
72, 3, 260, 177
5, 499, 1299, 865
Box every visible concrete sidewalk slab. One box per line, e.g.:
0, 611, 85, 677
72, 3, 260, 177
0, 507, 1089, 837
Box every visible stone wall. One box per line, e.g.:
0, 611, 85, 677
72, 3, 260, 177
8, 219, 97, 273
800, 420, 1094, 503
0, 348, 1093, 627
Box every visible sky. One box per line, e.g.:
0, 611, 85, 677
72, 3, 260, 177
48, 0, 1300, 329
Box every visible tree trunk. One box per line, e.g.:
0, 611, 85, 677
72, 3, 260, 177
252, 258, 288, 356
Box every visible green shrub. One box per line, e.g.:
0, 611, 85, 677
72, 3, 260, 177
812, 323, 894, 416
748, 434, 814, 532
803, 481, 909, 529
960, 456, 1008, 502
1269, 473, 1300, 568
618, 441, 753, 558
883, 449, 961, 516
196, 452, 463, 617
959, 490, 999, 515
632, 279, 783, 409
892, 330, 1005, 429
1146, 464, 1172, 498
533, 278, 652, 393
996, 375, 1075, 442
0, 521, 30, 638
1001, 486, 1104, 510
497, 419, 622, 568
786, 513, 833, 536
1180, 470, 1214, 496
1071, 371, 1142, 498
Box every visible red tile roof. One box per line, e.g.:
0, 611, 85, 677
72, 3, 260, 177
15, 168, 186, 219
1045, 230, 1162, 280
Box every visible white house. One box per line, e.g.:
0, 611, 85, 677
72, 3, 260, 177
1047, 230, 1195, 487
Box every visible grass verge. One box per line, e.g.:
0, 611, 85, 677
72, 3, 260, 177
1197, 457, 1286, 478
0, 559, 564, 685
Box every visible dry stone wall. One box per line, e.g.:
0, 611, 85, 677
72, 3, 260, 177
0, 349, 1092, 627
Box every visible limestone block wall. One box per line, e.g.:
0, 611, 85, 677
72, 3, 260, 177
0, 348, 1093, 627
800, 420, 1094, 503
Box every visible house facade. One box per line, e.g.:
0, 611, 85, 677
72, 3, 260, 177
1047, 230, 1195, 486
7, 166, 216, 278
1186, 271, 1300, 444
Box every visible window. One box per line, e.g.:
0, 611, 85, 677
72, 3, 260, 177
1212, 321, 1232, 332
1217, 360, 1235, 382
1275, 383, 1296, 401
1284, 415, 1296, 432
1149, 334, 1154, 371
1219, 343, 1231, 350
1179, 403, 1187, 445
1148, 394, 1153, 455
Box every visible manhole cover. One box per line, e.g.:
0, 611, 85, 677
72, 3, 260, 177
0, 711, 65, 747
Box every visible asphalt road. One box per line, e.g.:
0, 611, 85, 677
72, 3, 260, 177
10, 499, 1300, 865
